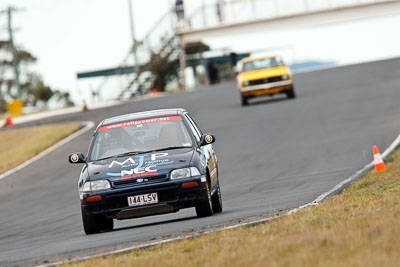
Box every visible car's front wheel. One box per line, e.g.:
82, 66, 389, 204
241, 94, 248, 106
211, 179, 223, 213
195, 181, 214, 217
286, 86, 296, 99
81, 207, 114, 234
81, 207, 100, 234
99, 217, 114, 232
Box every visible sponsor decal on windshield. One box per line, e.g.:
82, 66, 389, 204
97, 116, 182, 132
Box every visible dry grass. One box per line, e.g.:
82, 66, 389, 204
0, 123, 81, 174
64, 148, 400, 267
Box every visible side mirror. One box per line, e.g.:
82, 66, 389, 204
68, 152, 86, 164
199, 134, 216, 146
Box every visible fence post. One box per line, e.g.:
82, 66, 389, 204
273, 0, 279, 16
179, 38, 186, 91
202, 0, 207, 27
304, 0, 309, 11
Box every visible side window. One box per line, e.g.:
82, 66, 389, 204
275, 56, 284, 66
185, 114, 201, 142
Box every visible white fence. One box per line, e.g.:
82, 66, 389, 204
178, 0, 392, 31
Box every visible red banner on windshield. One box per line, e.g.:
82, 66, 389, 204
97, 116, 182, 132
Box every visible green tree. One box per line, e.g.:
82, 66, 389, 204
53, 90, 74, 107
151, 59, 180, 92
0, 93, 6, 114
23, 74, 53, 106
0, 40, 37, 101
149, 41, 210, 92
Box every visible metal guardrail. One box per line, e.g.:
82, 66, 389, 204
177, 0, 392, 32
131, 0, 392, 72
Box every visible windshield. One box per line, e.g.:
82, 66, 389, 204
242, 57, 284, 72
89, 116, 193, 161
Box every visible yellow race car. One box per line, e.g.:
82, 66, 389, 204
237, 55, 296, 106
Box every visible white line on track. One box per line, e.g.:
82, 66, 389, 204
0, 121, 95, 182
37, 132, 400, 267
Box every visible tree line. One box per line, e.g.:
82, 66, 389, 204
0, 39, 73, 114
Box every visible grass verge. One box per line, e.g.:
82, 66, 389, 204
63, 147, 400, 267
0, 123, 81, 174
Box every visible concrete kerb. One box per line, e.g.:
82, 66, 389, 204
36, 133, 400, 267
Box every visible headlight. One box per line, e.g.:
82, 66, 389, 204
82, 180, 111, 192
170, 167, 201, 180
282, 75, 289, 80
243, 81, 250, 86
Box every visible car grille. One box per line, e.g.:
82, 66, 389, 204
107, 189, 178, 210
247, 76, 283, 86
113, 175, 167, 188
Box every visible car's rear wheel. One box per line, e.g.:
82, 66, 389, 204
211, 179, 223, 213
195, 180, 214, 217
241, 94, 248, 106
286, 86, 296, 99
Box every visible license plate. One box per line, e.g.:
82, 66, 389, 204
127, 193, 158, 207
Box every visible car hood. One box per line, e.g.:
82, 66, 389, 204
87, 148, 194, 182
239, 66, 290, 81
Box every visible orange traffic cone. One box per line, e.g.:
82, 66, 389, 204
373, 145, 386, 172
82, 101, 88, 112
2, 116, 13, 127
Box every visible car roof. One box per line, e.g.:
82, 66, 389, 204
100, 108, 187, 127
241, 54, 281, 63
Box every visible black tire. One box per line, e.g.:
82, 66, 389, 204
286, 86, 296, 99
99, 217, 114, 232
81, 207, 100, 235
211, 179, 223, 213
241, 94, 248, 106
195, 180, 214, 217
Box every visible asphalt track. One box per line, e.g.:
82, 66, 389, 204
1, 58, 400, 266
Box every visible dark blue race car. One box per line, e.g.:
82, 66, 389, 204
69, 108, 222, 234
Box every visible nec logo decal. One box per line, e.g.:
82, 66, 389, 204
120, 166, 158, 180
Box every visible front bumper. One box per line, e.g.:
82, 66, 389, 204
240, 80, 293, 97
81, 176, 207, 220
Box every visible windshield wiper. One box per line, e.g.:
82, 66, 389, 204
151, 146, 189, 152
95, 151, 146, 161
112, 151, 148, 158
94, 155, 116, 161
